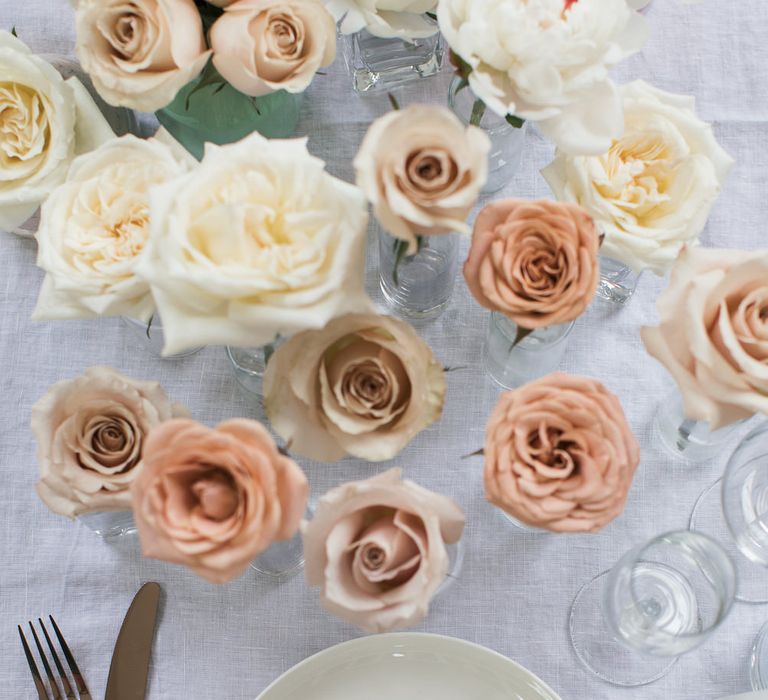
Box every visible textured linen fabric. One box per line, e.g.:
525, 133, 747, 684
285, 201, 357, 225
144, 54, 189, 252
1, 2, 767, 698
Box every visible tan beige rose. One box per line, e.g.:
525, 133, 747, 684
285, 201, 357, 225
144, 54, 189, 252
132, 418, 309, 584
463, 199, 600, 329
75, 0, 212, 112
641, 247, 768, 430
303, 468, 465, 633
355, 105, 490, 254
211, 0, 336, 97
484, 372, 640, 532
264, 313, 445, 462
32, 366, 186, 518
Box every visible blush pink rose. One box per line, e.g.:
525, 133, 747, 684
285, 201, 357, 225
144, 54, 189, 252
641, 246, 768, 430
484, 373, 640, 533
464, 199, 600, 329
303, 468, 465, 632
132, 418, 308, 584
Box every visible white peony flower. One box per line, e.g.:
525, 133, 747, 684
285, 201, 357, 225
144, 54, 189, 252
0, 31, 114, 233
328, 0, 438, 39
438, 0, 648, 155
542, 80, 733, 275
135, 132, 373, 356
32, 134, 194, 323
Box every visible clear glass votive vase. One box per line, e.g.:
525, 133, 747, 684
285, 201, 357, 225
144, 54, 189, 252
484, 313, 574, 389
569, 530, 736, 687
121, 316, 203, 360
341, 23, 443, 93
447, 77, 527, 194
596, 256, 644, 306
79, 510, 136, 539
654, 388, 746, 462
227, 342, 281, 397
752, 621, 768, 690
502, 511, 546, 534
378, 230, 459, 319
251, 505, 313, 579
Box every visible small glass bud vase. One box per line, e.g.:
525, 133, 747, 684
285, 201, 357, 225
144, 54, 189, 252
654, 388, 746, 462
156, 63, 304, 160
251, 505, 313, 579
79, 511, 136, 539
596, 256, 644, 306
378, 229, 460, 319
121, 316, 203, 360
227, 342, 281, 397
503, 511, 546, 534
485, 312, 574, 389
447, 77, 527, 195
341, 22, 443, 93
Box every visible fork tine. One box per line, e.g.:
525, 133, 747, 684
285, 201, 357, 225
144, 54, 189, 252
48, 616, 92, 700
28, 622, 62, 700
18, 625, 49, 700
39, 618, 76, 700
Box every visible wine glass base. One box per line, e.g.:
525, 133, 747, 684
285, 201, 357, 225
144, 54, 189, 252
569, 571, 677, 687
690, 479, 768, 604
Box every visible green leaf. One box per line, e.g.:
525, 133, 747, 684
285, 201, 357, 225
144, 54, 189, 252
184, 59, 225, 111
505, 114, 525, 129
263, 341, 276, 366
443, 365, 469, 373
387, 93, 401, 111
145, 314, 154, 340
462, 448, 484, 459
511, 325, 535, 349
449, 50, 472, 80
425, 11, 437, 20
470, 99, 486, 127
391, 238, 410, 287
11, 26, 17, 37
598, 232, 606, 248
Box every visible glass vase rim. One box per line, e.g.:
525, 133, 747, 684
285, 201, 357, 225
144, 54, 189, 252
490, 311, 576, 349
606, 529, 736, 645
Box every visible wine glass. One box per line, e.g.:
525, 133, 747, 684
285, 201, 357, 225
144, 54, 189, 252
569, 530, 736, 687
689, 421, 768, 603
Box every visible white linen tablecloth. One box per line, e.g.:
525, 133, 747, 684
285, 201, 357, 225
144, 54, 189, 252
1, 2, 768, 698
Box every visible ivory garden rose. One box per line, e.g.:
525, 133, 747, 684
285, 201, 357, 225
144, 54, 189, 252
543, 80, 733, 274
74, 0, 212, 112
132, 418, 309, 584
328, 0, 439, 39
484, 373, 640, 532
136, 133, 371, 355
0, 31, 114, 232
355, 105, 489, 255
33, 134, 193, 323
641, 247, 768, 430
263, 313, 445, 461
463, 199, 600, 329
303, 469, 465, 632
438, 0, 647, 155
32, 367, 186, 518
211, 0, 336, 97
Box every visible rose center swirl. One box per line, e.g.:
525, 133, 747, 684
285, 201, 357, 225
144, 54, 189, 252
191, 468, 240, 522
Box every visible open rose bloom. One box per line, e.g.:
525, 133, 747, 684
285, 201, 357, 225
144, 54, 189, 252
438, 0, 648, 155
484, 373, 640, 532
355, 104, 489, 255
32, 367, 186, 518
543, 80, 733, 274
303, 469, 465, 632
328, 0, 439, 39
132, 418, 308, 584
463, 199, 600, 329
641, 247, 768, 430
264, 313, 445, 462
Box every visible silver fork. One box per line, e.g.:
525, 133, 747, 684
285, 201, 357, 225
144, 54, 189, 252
18, 616, 91, 700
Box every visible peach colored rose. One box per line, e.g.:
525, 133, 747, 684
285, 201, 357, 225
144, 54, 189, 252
484, 373, 640, 532
75, 0, 212, 112
263, 313, 445, 462
132, 418, 308, 584
464, 199, 600, 329
641, 247, 768, 430
211, 0, 336, 97
354, 105, 490, 254
303, 468, 465, 633
32, 367, 186, 518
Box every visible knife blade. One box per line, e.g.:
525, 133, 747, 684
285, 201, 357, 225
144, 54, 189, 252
105, 582, 162, 700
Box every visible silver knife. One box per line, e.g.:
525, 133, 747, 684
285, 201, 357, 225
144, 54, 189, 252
105, 582, 162, 700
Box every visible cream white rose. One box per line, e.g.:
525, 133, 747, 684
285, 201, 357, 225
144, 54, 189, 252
75, 0, 212, 112
438, 0, 648, 155
32, 135, 193, 323
329, 0, 438, 39
0, 31, 114, 233
136, 132, 372, 356
542, 80, 733, 275
32, 366, 187, 518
